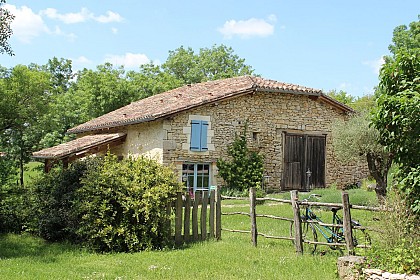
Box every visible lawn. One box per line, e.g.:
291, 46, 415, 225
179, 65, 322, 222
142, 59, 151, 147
0, 188, 379, 279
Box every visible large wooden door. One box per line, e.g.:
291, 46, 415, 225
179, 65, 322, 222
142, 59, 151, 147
283, 133, 326, 190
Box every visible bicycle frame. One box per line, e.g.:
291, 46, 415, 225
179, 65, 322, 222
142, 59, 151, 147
302, 206, 344, 244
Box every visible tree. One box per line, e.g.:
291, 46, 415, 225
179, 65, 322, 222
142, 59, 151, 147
327, 90, 355, 105
217, 124, 264, 194
372, 16, 420, 213
332, 113, 392, 201
0, 0, 14, 55
0, 65, 51, 186
162, 45, 255, 84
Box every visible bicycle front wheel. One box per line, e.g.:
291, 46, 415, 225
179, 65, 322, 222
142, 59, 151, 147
302, 222, 318, 254
352, 228, 371, 248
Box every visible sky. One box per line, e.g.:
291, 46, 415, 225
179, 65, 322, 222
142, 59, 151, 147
1, 1, 419, 97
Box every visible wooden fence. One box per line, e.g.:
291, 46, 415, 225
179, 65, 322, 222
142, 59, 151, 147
168, 189, 222, 245
222, 188, 381, 255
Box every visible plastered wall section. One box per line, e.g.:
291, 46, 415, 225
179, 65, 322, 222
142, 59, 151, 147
161, 91, 368, 191
111, 120, 164, 163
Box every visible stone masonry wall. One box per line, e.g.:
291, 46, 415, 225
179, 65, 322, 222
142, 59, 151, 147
160, 91, 368, 191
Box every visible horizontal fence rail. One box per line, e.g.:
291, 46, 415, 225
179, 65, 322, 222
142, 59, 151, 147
221, 188, 378, 255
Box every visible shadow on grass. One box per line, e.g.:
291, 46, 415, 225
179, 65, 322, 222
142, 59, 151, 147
0, 233, 80, 262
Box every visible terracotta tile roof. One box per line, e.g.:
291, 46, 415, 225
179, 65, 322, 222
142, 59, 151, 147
67, 75, 349, 134
32, 133, 126, 159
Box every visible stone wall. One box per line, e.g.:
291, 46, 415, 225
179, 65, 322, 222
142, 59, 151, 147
337, 256, 420, 280
159, 91, 368, 191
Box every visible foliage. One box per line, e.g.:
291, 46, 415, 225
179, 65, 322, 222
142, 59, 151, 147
0, 184, 25, 233
364, 191, 420, 274
0, 0, 14, 56
75, 154, 182, 252
326, 89, 355, 105
28, 160, 93, 241
332, 113, 392, 201
217, 125, 264, 194
372, 16, 420, 214
0, 65, 52, 185
162, 44, 255, 84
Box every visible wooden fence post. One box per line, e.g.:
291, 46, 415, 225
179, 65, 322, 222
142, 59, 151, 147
291, 190, 303, 255
215, 186, 222, 240
341, 191, 355, 255
175, 192, 183, 245
166, 201, 172, 241
250, 187, 257, 247
209, 190, 215, 238
201, 191, 208, 241
192, 192, 200, 240
184, 193, 191, 243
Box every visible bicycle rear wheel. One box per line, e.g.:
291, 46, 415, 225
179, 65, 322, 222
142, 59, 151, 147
289, 221, 318, 254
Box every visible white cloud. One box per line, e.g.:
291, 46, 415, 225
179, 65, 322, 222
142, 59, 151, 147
41, 7, 92, 24
94, 11, 123, 23
104, 53, 150, 68
111, 27, 118, 34
41, 7, 123, 24
5, 4, 49, 43
218, 15, 276, 39
73, 56, 92, 64
363, 57, 385, 75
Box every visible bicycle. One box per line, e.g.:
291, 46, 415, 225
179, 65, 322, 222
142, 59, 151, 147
290, 194, 371, 253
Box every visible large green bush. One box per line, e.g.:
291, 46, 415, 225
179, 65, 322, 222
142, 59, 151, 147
28, 154, 182, 252
0, 156, 27, 233
75, 154, 182, 252
29, 159, 95, 241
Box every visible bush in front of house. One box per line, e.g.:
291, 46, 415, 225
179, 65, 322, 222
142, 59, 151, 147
29, 154, 182, 252
75, 154, 182, 252
28, 159, 96, 241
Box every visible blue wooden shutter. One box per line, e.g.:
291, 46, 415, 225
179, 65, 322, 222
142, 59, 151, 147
190, 120, 201, 151
201, 121, 208, 151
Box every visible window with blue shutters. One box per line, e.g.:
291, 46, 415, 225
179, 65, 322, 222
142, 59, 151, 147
190, 120, 208, 151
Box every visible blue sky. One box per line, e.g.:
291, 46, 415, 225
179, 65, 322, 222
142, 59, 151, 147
2, 1, 419, 97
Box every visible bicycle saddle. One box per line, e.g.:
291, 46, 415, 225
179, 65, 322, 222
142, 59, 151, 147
330, 206, 341, 213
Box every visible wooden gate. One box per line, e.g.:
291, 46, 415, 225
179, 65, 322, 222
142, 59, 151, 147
283, 133, 326, 190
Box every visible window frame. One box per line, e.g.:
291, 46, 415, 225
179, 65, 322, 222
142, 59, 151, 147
182, 163, 211, 195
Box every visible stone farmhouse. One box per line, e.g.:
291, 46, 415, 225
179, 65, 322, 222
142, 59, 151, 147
33, 76, 367, 192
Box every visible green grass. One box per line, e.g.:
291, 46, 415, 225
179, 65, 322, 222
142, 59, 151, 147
0, 188, 380, 279
271, 187, 378, 207
0, 231, 340, 280
23, 161, 43, 185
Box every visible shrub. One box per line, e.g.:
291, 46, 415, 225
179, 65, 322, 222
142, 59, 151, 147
217, 124, 264, 194
75, 154, 182, 252
364, 191, 420, 274
28, 159, 95, 241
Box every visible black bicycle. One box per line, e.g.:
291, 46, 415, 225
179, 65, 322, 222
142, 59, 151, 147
290, 194, 371, 253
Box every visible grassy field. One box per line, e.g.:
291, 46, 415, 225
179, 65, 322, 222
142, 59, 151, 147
0, 188, 379, 279
23, 161, 43, 185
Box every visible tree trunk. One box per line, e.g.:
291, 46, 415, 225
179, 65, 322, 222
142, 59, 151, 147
19, 157, 24, 187
366, 152, 391, 203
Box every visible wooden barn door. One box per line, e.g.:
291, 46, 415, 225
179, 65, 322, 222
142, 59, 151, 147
283, 133, 326, 190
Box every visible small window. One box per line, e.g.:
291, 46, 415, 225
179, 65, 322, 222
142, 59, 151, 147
182, 163, 210, 195
252, 132, 259, 141
190, 120, 208, 151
